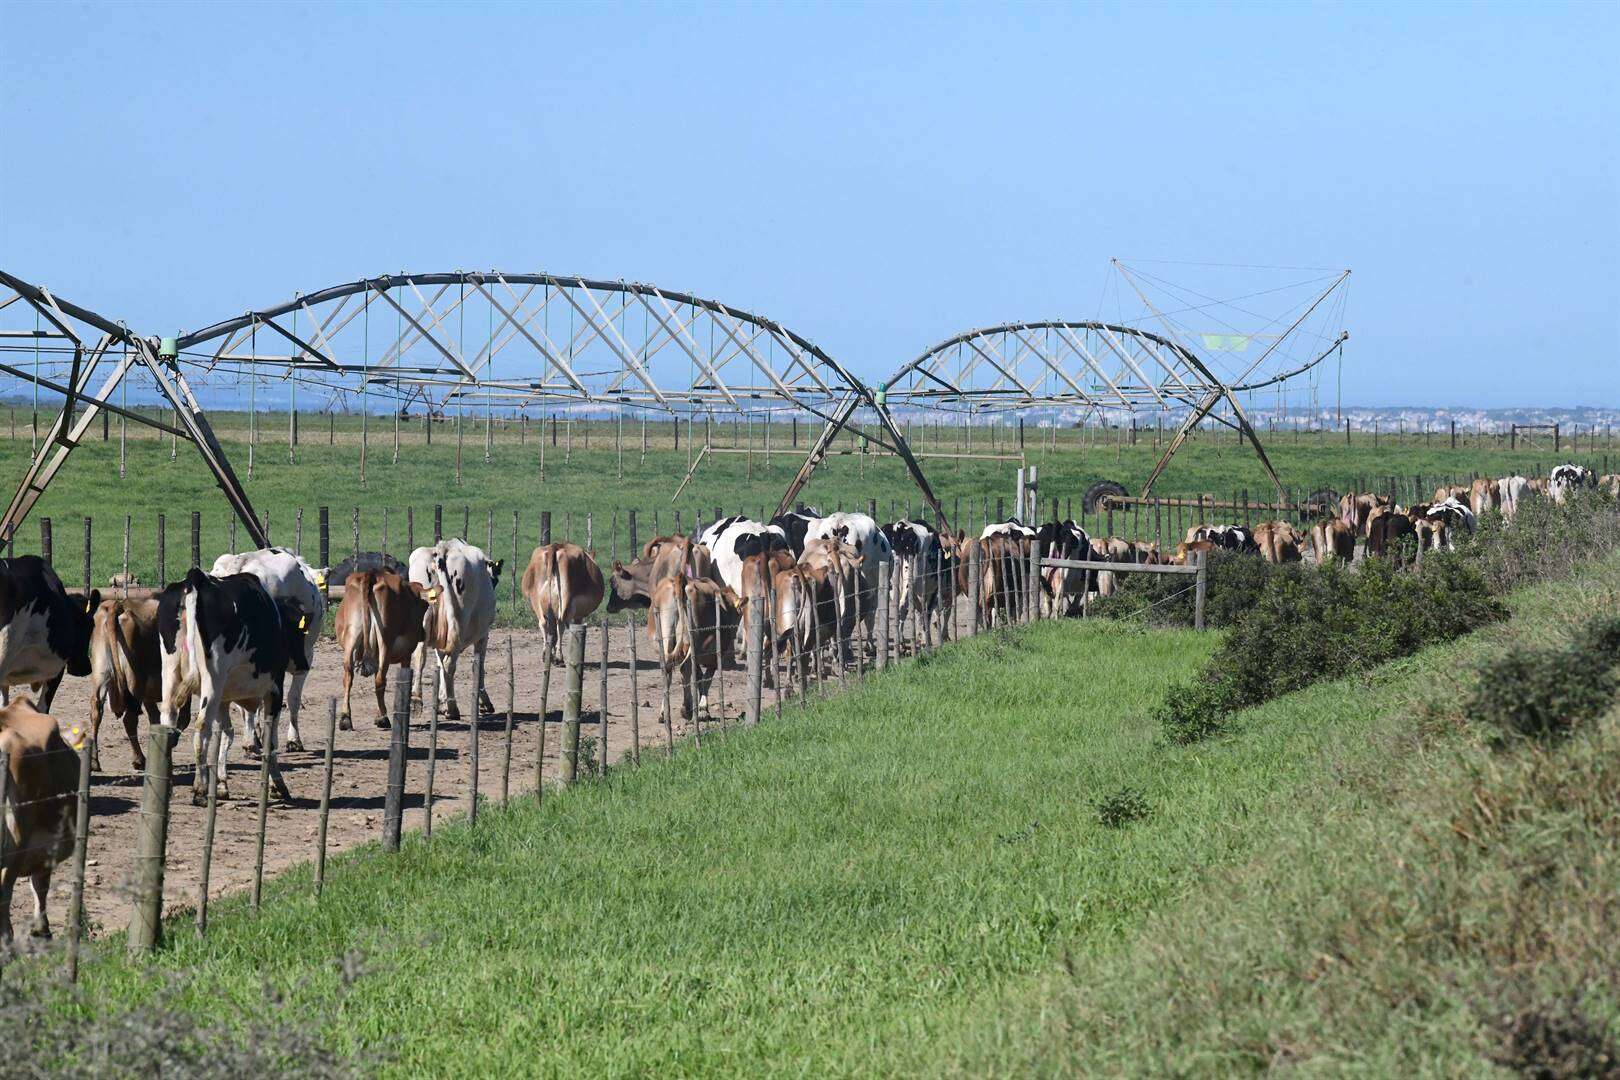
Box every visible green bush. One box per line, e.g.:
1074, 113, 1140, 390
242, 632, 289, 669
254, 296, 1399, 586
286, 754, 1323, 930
1465, 488, 1620, 595
1088, 549, 1277, 629
1466, 614, 1620, 744
1095, 786, 1151, 828
1156, 554, 1506, 743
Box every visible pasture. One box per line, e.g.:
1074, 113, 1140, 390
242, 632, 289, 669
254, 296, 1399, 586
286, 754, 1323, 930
0, 412, 1610, 627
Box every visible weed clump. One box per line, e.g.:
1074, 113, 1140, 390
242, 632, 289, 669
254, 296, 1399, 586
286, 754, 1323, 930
1493, 997, 1620, 1079
1467, 614, 1620, 744
1095, 787, 1150, 828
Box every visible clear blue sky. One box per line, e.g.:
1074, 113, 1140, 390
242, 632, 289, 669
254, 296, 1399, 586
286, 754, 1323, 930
2, 1, 1615, 408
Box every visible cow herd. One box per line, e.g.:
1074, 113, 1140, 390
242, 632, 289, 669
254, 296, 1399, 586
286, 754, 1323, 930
3, 461, 1615, 945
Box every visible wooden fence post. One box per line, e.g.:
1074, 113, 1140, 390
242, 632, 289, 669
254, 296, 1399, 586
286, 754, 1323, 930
315, 699, 336, 897
876, 559, 891, 670
196, 727, 221, 933
318, 506, 330, 569
468, 648, 483, 824
251, 727, 271, 909
382, 668, 411, 853
502, 636, 515, 806
627, 614, 641, 764
746, 596, 765, 725
40, 517, 51, 567
1194, 550, 1208, 631
597, 613, 609, 776
127, 726, 178, 954
561, 625, 585, 785
63, 736, 93, 982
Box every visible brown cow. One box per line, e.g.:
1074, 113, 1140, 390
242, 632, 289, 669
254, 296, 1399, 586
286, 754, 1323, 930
1, 699, 77, 943
522, 543, 605, 664
1173, 539, 1216, 565
648, 574, 739, 720
1470, 477, 1501, 516
1434, 483, 1471, 505
1366, 505, 1417, 558
736, 548, 796, 669
1601, 474, 1620, 497
1310, 519, 1355, 563
335, 569, 435, 729
88, 596, 168, 772
949, 534, 1016, 626
798, 538, 864, 661
1339, 492, 1390, 536
605, 536, 716, 613
1414, 516, 1447, 552
1253, 521, 1304, 564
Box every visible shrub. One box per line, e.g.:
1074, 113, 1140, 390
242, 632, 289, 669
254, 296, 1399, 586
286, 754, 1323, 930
1095, 787, 1151, 828
1156, 554, 1506, 743
1466, 488, 1620, 595
1089, 549, 1277, 629
1466, 613, 1620, 744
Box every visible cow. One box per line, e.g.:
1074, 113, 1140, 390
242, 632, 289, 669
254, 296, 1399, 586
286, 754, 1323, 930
647, 574, 739, 720
695, 516, 789, 596
881, 520, 951, 637
1497, 475, 1534, 520
1253, 521, 1304, 564
157, 569, 309, 805
1434, 483, 1472, 505
0, 699, 77, 944
955, 533, 1021, 626
521, 542, 604, 665
325, 551, 407, 593
1413, 516, 1447, 552
1469, 477, 1501, 517
1550, 463, 1597, 504
1600, 474, 1620, 497
1173, 539, 1217, 565
1185, 524, 1259, 554
88, 596, 175, 772
335, 569, 434, 730
0, 556, 97, 713
767, 506, 824, 558
799, 537, 865, 661
1366, 506, 1417, 559
1426, 497, 1476, 548
409, 540, 502, 719
1338, 493, 1389, 536
802, 512, 891, 648
736, 547, 800, 675
605, 536, 715, 613
1310, 519, 1356, 563
210, 548, 325, 753
980, 519, 1036, 541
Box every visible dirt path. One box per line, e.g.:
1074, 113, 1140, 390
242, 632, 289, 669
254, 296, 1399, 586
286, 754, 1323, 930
8, 603, 954, 942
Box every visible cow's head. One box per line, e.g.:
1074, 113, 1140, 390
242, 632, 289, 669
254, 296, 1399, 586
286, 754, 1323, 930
489, 559, 505, 588
606, 560, 652, 613
63, 587, 101, 677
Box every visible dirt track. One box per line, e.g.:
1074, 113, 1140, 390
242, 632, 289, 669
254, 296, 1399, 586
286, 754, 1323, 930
5, 605, 941, 942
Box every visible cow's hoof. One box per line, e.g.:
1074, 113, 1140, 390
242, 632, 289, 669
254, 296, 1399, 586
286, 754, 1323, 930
131, 758, 146, 775
285, 739, 306, 753
244, 744, 262, 758
191, 789, 208, 808
375, 716, 391, 730
28, 927, 52, 943
338, 713, 353, 732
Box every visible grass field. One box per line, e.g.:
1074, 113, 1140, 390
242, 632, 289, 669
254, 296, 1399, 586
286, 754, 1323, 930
1, 410, 1611, 624
27, 549, 1617, 1074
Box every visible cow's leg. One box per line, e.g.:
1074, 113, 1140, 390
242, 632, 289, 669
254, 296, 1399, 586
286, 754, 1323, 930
439, 649, 461, 722
373, 661, 391, 728
0, 866, 13, 945
131, 702, 156, 772
475, 637, 494, 715
89, 679, 107, 773
410, 642, 427, 703
213, 699, 234, 802
190, 701, 213, 806
283, 668, 309, 752
37, 669, 65, 713
340, 652, 356, 731
262, 692, 293, 803
242, 703, 262, 756
28, 868, 52, 940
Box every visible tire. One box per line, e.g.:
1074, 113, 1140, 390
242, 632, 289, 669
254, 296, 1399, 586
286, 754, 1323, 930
1082, 480, 1129, 515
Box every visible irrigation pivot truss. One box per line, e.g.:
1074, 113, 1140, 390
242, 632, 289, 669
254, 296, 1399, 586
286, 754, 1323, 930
782, 261, 1352, 506
0, 268, 949, 543
0, 261, 1347, 543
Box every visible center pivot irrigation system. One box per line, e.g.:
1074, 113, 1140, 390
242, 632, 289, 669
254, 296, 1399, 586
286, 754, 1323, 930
0, 261, 1348, 546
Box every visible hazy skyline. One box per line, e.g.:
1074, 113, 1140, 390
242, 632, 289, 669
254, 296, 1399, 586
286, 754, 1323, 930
2, 1, 1615, 408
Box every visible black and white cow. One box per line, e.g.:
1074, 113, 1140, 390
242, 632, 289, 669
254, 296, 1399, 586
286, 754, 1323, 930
980, 518, 1037, 541
695, 516, 790, 596
158, 569, 309, 805
210, 548, 325, 752
1035, 520, 1091, 616
1425, 497, 1476, 549
881, 520, 951, 636
767, 506, 823, 558
0, 556, 97, 711
1186, 523, 1259, 554
1550, 463, 1597, 505
803, 512, 891, 644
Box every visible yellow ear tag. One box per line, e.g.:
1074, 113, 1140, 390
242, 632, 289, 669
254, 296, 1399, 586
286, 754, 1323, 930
66, 725, 88, 750
298, 615, 308, 630
315, 573, 327, 589
84, 596, 93, 612
426, 587, 439, 601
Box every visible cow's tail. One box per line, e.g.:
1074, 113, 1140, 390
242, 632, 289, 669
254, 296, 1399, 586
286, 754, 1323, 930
106, 605, 141, 719
358, 572, 383, 677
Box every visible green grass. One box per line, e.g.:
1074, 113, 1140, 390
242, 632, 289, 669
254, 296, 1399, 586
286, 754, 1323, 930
2, 412, 1611, 626
23, 550, 1620, 1075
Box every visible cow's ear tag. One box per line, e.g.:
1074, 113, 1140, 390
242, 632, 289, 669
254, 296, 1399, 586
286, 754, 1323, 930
426, 587, 439, 601
315, 572, 327, 589
66, 725, 88, 750
84, 596, 92, 612
298, 615, 308, 630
